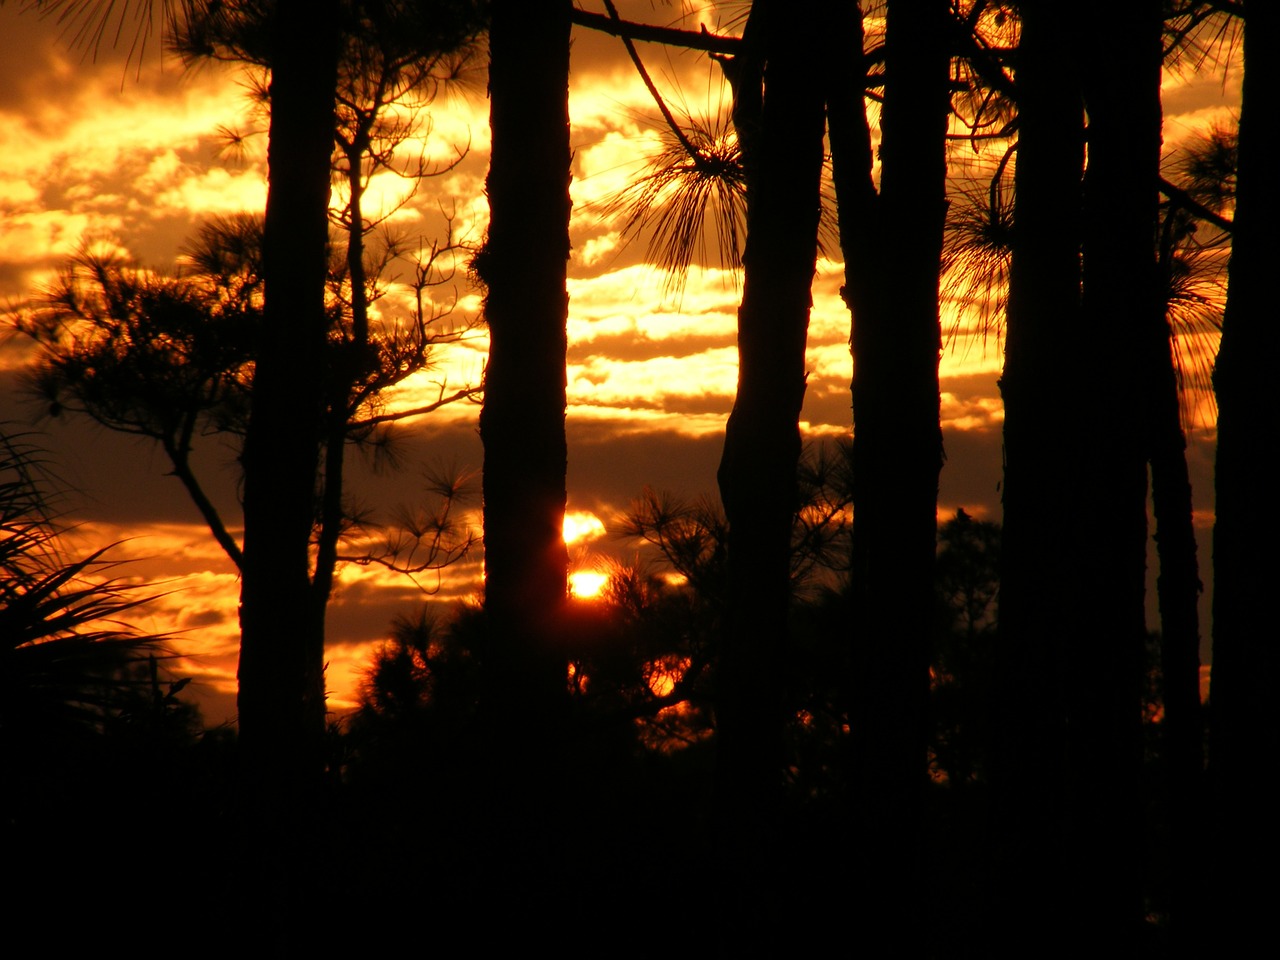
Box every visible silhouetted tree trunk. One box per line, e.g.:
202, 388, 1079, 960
1209, 2, 1279, 946
478, 0, 571, 773
1072, 3, 1160, 942
996, 2, 1155, 949
1150, 184, 1206, 942
827, 0, 950, 939
992, 1, 1085, 948
237, 0, 339, 808
234, 0, 340, 944
712, 0, 825, 945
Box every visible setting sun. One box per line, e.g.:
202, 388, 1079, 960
0, 2, 1248, 950
569, 569, 609, 599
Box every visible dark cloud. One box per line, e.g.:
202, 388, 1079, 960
568, 418, 724, 511
939, 422, 1003, 520
0, 5, 202, 115
569, 329, 730, 364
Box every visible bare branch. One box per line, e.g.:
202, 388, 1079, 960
570, 6, 741, 55
346, 386, 481, 430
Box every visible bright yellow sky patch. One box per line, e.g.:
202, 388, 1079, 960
569, 570, 610, 599
564, 510, 607, 546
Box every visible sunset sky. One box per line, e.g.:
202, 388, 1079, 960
0, 2, 1237, 722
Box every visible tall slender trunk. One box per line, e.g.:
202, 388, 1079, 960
1072, 2, 1160, 941
993, 1, 1086, 947
312, 130, 375, 614
478, 0, 572, 788
234, 0, 340, 944
828, 0, 950, 939
237, 0, 339, 810
1150, 200, 1206, 940
712, 0, 825, 946
1209, 2, 1280, 946
997, 3, 1156, 948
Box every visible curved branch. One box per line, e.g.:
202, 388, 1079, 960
161, 437, 245, 570
346, 386, 481, 430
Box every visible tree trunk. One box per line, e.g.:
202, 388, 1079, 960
992, 1, 1086, 947
829, 0, 950, 939
1150, 197, 1206, 941
234, 0, 340, 944
478, 0, 573, 824
996, 2, 1156, 948
1209, 2, 1280, 946
712, 0, 826, 946
1072, 2, 1160, 941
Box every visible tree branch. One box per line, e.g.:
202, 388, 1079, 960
570, 6, 741, 55
160, 437, 245, 570
601, 0, 704, 166
1159, 175, 1234, 232
345, 386, 481, 430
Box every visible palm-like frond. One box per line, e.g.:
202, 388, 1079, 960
617, 487, 727, 603
1164, 230, 1227, 430
1159, 119, 1235, 429
1163, 1, 1243, 76
0, 428, 169, 741
940, 156, 1015, 348
603, 108, 746, 294
19, 0, 168, 69
1175, 121, 1238, 218
16, 247, 259, 442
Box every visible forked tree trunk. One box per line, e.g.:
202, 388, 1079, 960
850, 0, 950, 929
827, 0, 950, 940
713, 0, 825, 946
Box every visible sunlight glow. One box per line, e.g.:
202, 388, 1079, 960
569, 570, 609, 599
646, 655, 690, 698
563, 510, 606, 546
